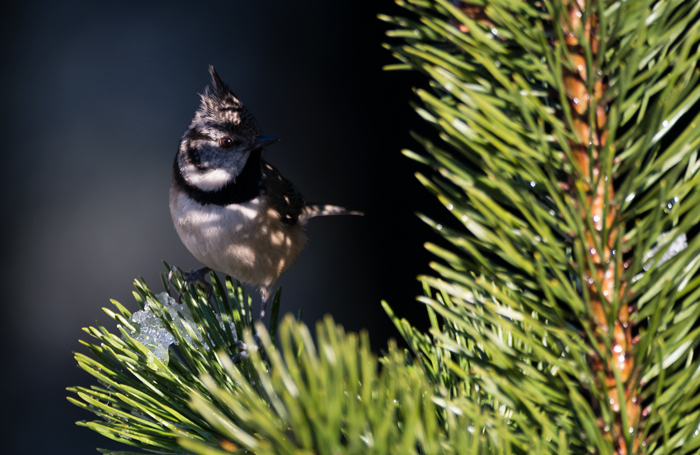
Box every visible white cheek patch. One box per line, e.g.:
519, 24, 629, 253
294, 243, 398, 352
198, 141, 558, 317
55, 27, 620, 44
184, 164, 232, 191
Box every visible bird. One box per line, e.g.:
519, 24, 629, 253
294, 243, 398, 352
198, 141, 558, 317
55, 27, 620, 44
169, 66, 362, 321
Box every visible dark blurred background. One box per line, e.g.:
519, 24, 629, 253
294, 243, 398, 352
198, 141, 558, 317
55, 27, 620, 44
0, 1, 441, 453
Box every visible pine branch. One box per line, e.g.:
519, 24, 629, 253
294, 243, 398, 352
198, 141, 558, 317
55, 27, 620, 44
181, 316, 485, 455
382, 0, 700, 453
71, 266, 540, 454
69, 265, 280, 454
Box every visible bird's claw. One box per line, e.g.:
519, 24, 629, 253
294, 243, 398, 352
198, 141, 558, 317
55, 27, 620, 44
232, 335, 264, 363
168, 266, 213, 301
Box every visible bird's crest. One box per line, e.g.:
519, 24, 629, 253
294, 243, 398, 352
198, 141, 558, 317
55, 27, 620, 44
192, 65, 262, 136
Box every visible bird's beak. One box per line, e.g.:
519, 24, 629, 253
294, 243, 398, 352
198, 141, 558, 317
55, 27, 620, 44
254, 136, 280, 149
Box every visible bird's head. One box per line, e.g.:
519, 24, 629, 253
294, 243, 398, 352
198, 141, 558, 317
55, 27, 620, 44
176, 66, 278, 192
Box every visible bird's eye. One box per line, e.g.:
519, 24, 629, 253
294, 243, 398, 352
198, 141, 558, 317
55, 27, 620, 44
219, 136, 235, 147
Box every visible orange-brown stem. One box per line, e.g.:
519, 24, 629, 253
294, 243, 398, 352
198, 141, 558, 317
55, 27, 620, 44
453, 0, 641, 451
562, 1, 638, 453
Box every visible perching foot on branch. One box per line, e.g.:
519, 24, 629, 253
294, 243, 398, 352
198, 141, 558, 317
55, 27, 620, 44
168, 266, 213, 301
232, 335, 264, 363
259, 295, 268, 322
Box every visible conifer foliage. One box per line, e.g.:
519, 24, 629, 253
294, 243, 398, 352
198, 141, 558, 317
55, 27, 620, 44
69, 1, 700, 454
382, 0, 700, 453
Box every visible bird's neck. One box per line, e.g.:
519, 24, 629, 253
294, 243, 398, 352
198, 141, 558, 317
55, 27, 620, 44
173, 149, 263, 206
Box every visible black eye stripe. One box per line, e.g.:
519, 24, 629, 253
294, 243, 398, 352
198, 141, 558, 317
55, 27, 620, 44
184, 129, 212, 142
186, 147, 207, 171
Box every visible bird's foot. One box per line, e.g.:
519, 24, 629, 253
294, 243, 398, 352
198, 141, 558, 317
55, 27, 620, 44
168, 266, 213, 301
259, 295, 268, 322
232, 335, 264, 363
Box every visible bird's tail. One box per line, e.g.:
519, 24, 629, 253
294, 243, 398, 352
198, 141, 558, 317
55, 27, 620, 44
300, 204, 364, 223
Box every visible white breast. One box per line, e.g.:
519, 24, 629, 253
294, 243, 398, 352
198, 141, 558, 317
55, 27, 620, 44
169, 186, 307, 291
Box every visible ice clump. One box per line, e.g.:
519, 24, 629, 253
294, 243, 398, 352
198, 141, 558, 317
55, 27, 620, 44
643, 232, 688, 271
126, 292, 237, 362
